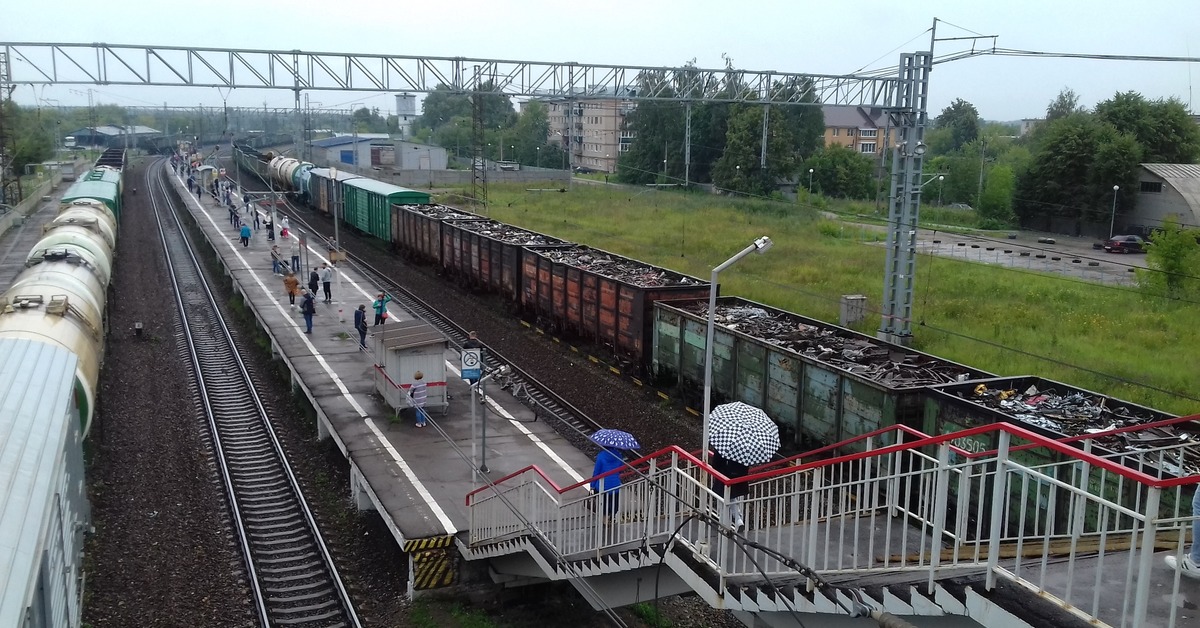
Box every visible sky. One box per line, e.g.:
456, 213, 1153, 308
3, 0, 1198, 121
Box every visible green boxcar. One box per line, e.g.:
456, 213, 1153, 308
61, 169, 122, 220
652, 296, 991, 454
340, 179, 430, 242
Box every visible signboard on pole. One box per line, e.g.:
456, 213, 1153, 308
461, 348, 482, 382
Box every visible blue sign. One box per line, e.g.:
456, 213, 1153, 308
461, 348, 482, 382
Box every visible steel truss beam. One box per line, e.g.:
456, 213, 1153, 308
1, 42, 898, 106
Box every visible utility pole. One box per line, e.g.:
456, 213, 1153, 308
0, 49, 19, 206
684, 102, 692, 187
470, 65, 488, 214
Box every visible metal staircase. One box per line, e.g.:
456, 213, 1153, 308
465, 418, 1200, 627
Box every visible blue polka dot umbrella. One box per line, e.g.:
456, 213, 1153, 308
590, 428, 641, 450
708, 402, 780, 466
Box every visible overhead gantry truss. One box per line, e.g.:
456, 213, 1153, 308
1, 42, 898, 106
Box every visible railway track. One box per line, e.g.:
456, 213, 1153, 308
231, 162, 605, 441
149, 159, 361, 628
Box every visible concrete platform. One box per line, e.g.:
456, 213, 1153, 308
167, 167, 595, 550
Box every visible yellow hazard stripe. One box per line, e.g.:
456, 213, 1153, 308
402, 535, 454, 552
412, 549, 455, 590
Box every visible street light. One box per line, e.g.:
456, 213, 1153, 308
938, 175, 945, 206
701, 236, 773, 464
808, 168, 814, 192
1109, 185, 1120, 239
536, 146, 541, 168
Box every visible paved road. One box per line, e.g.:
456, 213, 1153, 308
912, 229, 1145, 286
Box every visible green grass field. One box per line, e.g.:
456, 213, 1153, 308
441, 183, 1200, 416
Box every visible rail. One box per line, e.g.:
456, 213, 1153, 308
149, 159, 361, 627
467, 418, 1200, 627
225, 159, 605, 440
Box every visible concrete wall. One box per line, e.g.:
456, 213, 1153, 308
383, 168, 570, 189
0, 172, 62, 238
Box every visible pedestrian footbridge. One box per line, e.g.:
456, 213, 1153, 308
465, 419, 1200, 627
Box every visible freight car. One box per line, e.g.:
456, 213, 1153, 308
924, 375, 1181, 538
0, 151, 122, 628
523, 245, 711, 367
340, 178, 429, 241
391, 204, 483, 263
652, 296, 991, 453
306, 167, 361, 216
439, 218, 570, 300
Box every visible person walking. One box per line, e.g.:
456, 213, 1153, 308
283, 272, 300, 308
1166, 489, 1200, 579
710, 451, 751, 533
372, 292, 392, 326
300, 288, 316, 334
307, 267, 320, 295
320, 263, 333, 303
280, 216, 291, 239
353, 304, 368, 350
290, 237, 301, 273
239, 223, 252, 247
590, 447, 624, 524
410, 371, 428, 428
270, 244, 283, 276
252, 205, 261, 231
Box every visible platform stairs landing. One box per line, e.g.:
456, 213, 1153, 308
464, 420, 1200, 628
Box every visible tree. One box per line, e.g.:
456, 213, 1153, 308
978, 165, 1016, 227
416, 82, 515, 133
1137, 217, 1200, 299
351, 107, 388, 133
934, 99, 980, 152
1045, 88, 1085, 121
618, 70, 684, 184
712, 104, 797, 196
1096, 92, 1200, 163
799, 144, 874, 200
773, 77, 825, 158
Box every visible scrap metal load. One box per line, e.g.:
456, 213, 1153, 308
954, 382, 1169, 435
675, 301, 973, 386
539, 246, 706, 288
454, 219, 569, 247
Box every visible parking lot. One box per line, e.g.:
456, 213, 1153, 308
913, 229, 1147, 286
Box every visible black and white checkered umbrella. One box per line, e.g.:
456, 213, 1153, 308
708, 401, 780, 466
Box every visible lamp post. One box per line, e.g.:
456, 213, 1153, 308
330, 166, 343, 318
701, 236, 774, 464
937, 175, 945, 206
1109, 185, 1120, 239
808, 168, 814, 192
536, 146, 541, 168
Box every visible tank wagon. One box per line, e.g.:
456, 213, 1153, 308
652, 296, 991, 453
0, 151, 122, 628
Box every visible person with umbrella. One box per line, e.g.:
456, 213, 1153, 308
706, 402, 780, 533
589, 429, 640, 525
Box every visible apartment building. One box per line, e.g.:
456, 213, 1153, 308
543, 96, 635, 172
820, 106, 895, 156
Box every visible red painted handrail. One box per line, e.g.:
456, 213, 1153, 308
467, 417, 1200, 506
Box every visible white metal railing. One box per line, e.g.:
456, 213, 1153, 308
465, 422, 1200, 627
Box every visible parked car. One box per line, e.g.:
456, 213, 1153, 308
947, 202, 973, 210
1103, 235, 1146, 253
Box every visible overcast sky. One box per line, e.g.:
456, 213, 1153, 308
4, 0, 1198, 121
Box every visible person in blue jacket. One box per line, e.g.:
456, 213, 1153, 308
372, 291, 392, 326
239, 223, 252, 247
590, 447, 625, 523
353, 304, 368, 350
